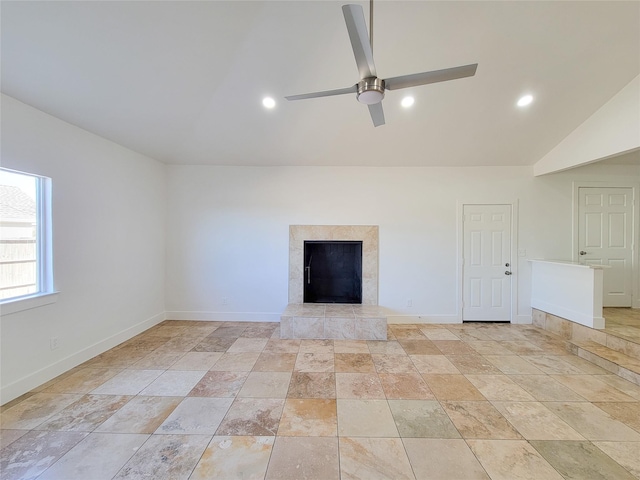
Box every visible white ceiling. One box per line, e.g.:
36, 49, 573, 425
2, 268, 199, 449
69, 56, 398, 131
2, 1, 639, 167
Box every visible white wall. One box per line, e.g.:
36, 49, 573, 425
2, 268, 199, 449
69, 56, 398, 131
534, 75, 640, 175
0, 95, 167, 404
165, 163, 639, 324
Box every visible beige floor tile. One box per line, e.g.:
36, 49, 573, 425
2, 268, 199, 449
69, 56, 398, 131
129, 351, 185, 369
168, 352, 223, 370
597, 374, 640, 400
287, 372, 336, 398
265, 436, 339, 480
299, 339, 334, 354
337, 399, 399, 437
508, 374, 587, 402
43, 368, 122, 394
278, 398, 337, 436
237, 371, 291, 398
95, 396, 182, 433
227, 337, 269, 353
379, 373, 435, 399
366, 340, 405, 354
294, 352, 335, 372
422, 374, 485, 401
388, 400, 460, 438
441, 401, 522, 439
339, 437, 415, 480
492, 401, 584, 440
36, 394, 131, 432
593, 402, 640, 432
210, 352, 261, 371
465, 375, 536, 401
594, 441, 640, 478
189, 371, 248, 398
334, 353, 376, 372
372, 354, 418, 374
468, 439, 564, 480
139, 370, 207, 396
522, 355, 590, 375
216, 398, 284, 436
501, 340, 545, 354
483, 355, 545, 375
190, 436, 274, 480
403, 438, 490, 479
0, 429, 28, 449
156, 397, 233, 435
530, 440, 637, 480
37, 432, 149, 480
420, 328, 460, 341
0, 430, 88, 480
335, 373, 386, 399
398, 339, 441, 355
466, 341, 515, 356
90, 369, 163, 395
447, 355, 502, 374
410, 355, 460, 374
263, 339, 301, 353
432, 340, 477, 355
550, 374, 638, 402
112, 434, 210, 480
333, 340, 370, 353
0, 393, 83, 430
252, 352, 297, 372
543, 401, 640, 441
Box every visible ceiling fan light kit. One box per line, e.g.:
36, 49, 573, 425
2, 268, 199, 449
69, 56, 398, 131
357, 77, 385, 105
285, 2, 478, 127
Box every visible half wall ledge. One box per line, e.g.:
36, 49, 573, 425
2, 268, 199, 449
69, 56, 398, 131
280, 303, 387, 340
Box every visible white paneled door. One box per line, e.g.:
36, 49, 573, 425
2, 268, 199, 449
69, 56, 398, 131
463, 204, 512, 321
578, 187, 634, 307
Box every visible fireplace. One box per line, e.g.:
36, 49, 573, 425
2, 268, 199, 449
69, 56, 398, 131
304, 241, 363, 304
283, 225, 385, 340
288, 225, 379, 305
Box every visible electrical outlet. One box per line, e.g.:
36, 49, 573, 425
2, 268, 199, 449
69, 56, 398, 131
407, 299, 413, 308
50, 337, 59, 350
222, 297, 228, 306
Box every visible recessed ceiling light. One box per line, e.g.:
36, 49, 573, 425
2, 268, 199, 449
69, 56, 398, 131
401, 96, 415, 108
517, 94, 533, 107
262, 97, 276, 109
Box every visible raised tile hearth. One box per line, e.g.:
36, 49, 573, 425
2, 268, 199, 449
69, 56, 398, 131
280, 304, 387, 340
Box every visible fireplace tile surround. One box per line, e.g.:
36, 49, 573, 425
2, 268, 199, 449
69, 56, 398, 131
283, 225, 387, 340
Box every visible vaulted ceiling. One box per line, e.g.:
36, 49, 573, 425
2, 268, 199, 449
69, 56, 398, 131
2, 1, 638, 167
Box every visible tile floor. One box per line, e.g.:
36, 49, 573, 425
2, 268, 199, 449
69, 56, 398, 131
604, 307, 640, 344
2, 320, 640, 479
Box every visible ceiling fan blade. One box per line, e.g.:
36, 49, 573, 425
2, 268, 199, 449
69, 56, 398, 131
368, 102, 385, 127
285, 85, 357, 101
342, 4, 377, 79
384, 64, 478, 91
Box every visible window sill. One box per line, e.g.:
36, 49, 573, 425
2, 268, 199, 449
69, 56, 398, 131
0, 292, 59, 316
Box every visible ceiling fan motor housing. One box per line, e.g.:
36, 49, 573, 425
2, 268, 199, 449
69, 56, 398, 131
357, 77, 385, 104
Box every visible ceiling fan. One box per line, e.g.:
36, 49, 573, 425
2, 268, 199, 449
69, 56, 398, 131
285, 2, 478, 127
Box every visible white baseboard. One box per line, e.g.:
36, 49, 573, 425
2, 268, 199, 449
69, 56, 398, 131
387, 314, 461, 324
0, 311, 166, 405
166, 311, 281, 323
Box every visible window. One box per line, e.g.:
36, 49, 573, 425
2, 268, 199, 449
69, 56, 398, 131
0, 168, 54, 306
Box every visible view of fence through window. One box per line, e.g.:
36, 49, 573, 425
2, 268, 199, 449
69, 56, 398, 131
0, 169, 38, 300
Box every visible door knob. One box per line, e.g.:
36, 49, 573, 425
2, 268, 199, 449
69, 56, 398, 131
505, 271, 512, 275
579, 251, 587, 255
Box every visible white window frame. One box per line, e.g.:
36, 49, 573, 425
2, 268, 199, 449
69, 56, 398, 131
0, 168, 57, 315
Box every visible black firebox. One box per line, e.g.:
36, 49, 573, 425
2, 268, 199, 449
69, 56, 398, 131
303, 241, 363, 304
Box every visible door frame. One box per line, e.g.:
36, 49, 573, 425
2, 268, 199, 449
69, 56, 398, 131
572, 180, 640, 308
457, 200, 522, 323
